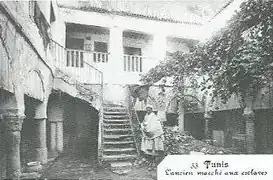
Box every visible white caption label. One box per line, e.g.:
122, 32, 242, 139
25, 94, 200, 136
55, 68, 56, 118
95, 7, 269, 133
158, 155, 273, 180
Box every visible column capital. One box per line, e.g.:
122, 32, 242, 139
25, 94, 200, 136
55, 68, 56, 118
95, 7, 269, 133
3, 114, 25, 131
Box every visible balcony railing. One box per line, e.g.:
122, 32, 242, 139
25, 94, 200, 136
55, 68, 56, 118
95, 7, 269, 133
123, 55, 143, 72
66, 49, 109, 67
50, 40, 103, 85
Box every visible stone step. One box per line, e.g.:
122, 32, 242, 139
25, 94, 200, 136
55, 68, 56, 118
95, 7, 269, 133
103, 119, 130, 124
104, 111, 127, 115
104, 122, 130, 126
110, 161, 132, 172
104, 128, 132, 133
104, 147, 136, 153
104, 115, 129, 119
104, 104, 124, 107
103, 147, 137, 155
102, 154, 137, 161
104, 106, 126, 111
104, 124, 131, 129
104, 134, 134, 139
103, 140, 135, 145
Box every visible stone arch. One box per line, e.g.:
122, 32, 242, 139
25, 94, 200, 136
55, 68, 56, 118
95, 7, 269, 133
23, 69, 45, 101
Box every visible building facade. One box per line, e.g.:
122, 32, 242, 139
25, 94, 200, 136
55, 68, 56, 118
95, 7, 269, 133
0, 0, 234, 178
0, 1, 102, 179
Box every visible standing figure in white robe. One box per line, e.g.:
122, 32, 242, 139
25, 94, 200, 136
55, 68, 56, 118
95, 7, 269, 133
141, 104, 164, 169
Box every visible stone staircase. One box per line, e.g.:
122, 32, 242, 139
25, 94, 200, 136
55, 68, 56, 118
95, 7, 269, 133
102, 104, 138, 174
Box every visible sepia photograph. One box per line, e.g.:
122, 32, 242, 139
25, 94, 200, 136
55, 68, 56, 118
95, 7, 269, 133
0, 0, 272, 179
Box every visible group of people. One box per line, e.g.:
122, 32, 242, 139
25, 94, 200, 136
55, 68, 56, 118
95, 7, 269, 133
140, 104, 165, 170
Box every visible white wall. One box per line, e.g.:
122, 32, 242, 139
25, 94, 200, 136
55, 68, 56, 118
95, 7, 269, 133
166, 39, 190, 53
67, 31, 154, 57
61, 8, 201, 40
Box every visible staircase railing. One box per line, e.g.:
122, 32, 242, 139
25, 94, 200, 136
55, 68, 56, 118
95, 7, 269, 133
126, 88, 144, 157
97, 84, 104, 163
49, 39, 103, 85
49, 39, 104, 161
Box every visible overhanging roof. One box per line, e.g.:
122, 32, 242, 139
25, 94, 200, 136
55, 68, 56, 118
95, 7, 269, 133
57, 0, 231, 25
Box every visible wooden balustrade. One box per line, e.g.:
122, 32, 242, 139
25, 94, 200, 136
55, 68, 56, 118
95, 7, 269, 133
93, 52, 109, 63
50, 40, 103, 85
66, 49, 84, 67
123, 55, 143, 72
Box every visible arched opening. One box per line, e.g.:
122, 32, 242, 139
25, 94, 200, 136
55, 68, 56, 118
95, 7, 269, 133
47, 92, 99, 160
63, 98, 99, 159
20, 95, 41, 167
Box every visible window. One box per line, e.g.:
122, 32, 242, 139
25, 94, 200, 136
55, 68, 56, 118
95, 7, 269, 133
94, 41, 108, 53
93, 42, 108, 63
29, 0, 50, 48
50, 2, 56, 23
123, 46, 142, 56
66, 38, 85, 67
29, 0, 35, 20
123, 47, 142, 72
66, 38, 84, 50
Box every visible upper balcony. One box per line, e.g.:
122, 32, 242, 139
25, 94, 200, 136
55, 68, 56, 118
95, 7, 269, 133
50, 23, 196, 85
50, 39, 103, 85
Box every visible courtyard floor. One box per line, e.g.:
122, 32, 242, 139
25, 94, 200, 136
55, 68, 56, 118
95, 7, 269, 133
41, 150, 156, 180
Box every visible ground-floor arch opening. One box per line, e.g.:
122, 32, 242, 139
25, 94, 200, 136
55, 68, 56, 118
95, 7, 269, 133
20, 95, 41, 168
63, 98, 99, 159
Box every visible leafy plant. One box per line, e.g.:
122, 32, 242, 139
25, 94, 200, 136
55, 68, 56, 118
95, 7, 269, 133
141, 0, 273, 107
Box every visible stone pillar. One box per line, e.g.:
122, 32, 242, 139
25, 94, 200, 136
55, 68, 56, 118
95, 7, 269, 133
243, 95, 256, 154
108, 26, 123, 72
244, 106, 256, 153
48, 99, 65, 155
33, 118, 47, 164
204, 112, 213, 144
178, 102, 185, 133
49, 121, 57, 154
56, 121, 64, 153
3, 114, 24, 179
152, 33, 167, 62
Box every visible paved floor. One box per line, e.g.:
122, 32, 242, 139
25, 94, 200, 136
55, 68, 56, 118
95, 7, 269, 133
41, 150, 156, 180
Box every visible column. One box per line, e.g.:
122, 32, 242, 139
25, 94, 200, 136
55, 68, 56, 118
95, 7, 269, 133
3, 114, 24, 179
33, 118, 47, 164
56, 121, 63, 153
47, 98, 65, 155
178, 102, 185, 133
109, 26, 123, 68
204, 112, 213, 144
108, 26, 123, 82
152, 32, 167, 62
49, 122, 57, 154
243, 95, 256, 154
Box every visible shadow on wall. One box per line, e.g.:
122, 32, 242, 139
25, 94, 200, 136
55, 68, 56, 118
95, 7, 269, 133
63, 98, 99, 159
0, 90, 12, 179
185, 112, 205, 140
21, 95, 39, 168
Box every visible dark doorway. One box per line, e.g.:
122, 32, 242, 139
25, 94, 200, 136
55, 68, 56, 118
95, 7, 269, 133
124, 46, 142, 56
63, 98, 99, 159
21, 95, 39, 168
66, 38, 84, 50
255, 109, 273, 154
94, 41, 108, 53
184, 112, 205, 140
